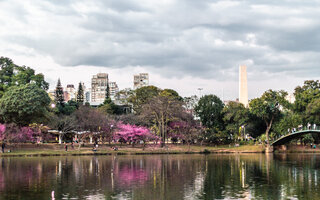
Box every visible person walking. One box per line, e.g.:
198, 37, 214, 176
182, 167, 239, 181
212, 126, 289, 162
1, 142, 5, 153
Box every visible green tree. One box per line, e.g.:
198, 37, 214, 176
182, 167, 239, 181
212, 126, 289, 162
305, 98, 320, 124
105, 79, 110, 100
55, 78, 64, 105
222, 101, 249, 140
0, 84, 51, 126
160, 89, 183, 101
0, 57, 49, 97
76, 82, 84, 104
294, 80, 320, 113
56, 100, 78, 115
249, 90, 289, 144
128, 86, 160, 113
194, 95, 225, 130
273, 111, 302, 137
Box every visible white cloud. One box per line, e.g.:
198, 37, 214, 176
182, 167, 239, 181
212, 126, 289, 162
0, 0, 320, 99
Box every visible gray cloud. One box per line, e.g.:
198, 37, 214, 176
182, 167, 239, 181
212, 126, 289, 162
1, 0, 320, 82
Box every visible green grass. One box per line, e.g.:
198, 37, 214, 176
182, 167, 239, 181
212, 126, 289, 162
0, 144, 265, 157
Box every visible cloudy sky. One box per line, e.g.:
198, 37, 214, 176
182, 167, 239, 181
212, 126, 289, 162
1, 0, 320, 100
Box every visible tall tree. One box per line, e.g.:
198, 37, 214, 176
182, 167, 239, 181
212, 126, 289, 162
55, 78, 64, 106
128, 86, 160, 113
141, 95, 184, 146
105, 79, 110, 100
76, 82, 84, 104
222, 101, 249, 140
0, 84, 51, 126
0, 57, 49, 97
249, 90, 289, 144
194, 95, 225, 130
294, 80, 320, 113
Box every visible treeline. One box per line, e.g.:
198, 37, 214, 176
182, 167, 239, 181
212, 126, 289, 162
0, 56, 319, 146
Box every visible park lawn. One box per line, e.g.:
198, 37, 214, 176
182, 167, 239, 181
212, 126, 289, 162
0, 144, 265, 157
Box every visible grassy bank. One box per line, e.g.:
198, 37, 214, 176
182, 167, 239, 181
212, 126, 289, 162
0, 144, 266, 157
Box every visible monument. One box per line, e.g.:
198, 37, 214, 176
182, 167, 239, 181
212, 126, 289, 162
239, 65, 248, 107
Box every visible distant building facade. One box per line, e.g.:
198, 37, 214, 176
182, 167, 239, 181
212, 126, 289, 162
91, 73, 108, 103
65, 84, 76, 101
134, 73, 149, 89
239, 65, 248, 107
109, 81, 119, 100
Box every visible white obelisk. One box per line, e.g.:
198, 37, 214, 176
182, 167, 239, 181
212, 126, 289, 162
239, 65, 248, 107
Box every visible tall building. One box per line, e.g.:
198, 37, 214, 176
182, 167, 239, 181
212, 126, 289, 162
134, 73, 149, 89
65, 84, 76, 101
109, 81, 119, 100
239, 65, 248, 107
91, 73, 108, 103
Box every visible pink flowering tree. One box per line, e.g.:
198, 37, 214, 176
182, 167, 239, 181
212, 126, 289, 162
0, 123, 50, 143
114, 123, 157, 149
0, 124, 35, 143
168, 119, 201, 150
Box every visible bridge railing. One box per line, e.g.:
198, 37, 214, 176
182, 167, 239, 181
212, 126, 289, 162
271, 125, 320, 142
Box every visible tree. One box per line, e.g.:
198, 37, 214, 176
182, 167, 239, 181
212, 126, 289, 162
114, 123, 156, 149
55, 78, 64, 106
0, 57, 49, 97
184, 95, 199, 113
49, 114, 76, 143
305, 98, 320, 124
141, 95, 184, 146
160, 89, 183, 101
0, 84, 51, 126
294, 80, 320, 114
194, 95, 225, 130
168, 113, 200, 150
249, 90, 289, 144
128, 86, 160, 113
223, 101, 249, 141
76, 82, 84, 104
56, 100, 78, 115
105, 79, 110, 100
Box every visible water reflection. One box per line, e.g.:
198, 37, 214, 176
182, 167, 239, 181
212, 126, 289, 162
0, 154, 320, 199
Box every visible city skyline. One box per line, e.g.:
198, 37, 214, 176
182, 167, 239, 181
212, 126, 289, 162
1, 1, 320, 99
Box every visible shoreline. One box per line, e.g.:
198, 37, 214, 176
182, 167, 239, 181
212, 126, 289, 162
1, 144, 320, 157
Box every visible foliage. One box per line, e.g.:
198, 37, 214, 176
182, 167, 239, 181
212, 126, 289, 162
0, 84, 51, 126
0, 123, 46, 143
76, 82, 84, 104
305, 98, 320, 124
105, 79, 110, 100
160, 89, 183, 101
249, 89, 289, 144
56, 100, 78, 115
114, 123, 156, 146
55, 78, 64, 105
168, 114, 200, 147
141, 95, 184, 145
294, 80, 320, 113
222, 101, 249, 140
194, 95, 225, 130
0, 57, 49, 98
272, 112, 302, 137
128, 86, 161, 113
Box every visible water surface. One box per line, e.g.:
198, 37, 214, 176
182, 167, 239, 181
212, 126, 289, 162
0, 154, 319, 199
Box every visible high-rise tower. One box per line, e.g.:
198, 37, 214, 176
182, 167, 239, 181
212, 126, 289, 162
239, 65, 248, 107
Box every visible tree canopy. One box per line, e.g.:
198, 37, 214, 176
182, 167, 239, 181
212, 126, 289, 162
0, 57, 49, 98
0, 84, 51, 126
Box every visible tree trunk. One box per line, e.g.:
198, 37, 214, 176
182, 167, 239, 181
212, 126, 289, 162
265, 117, 274, 144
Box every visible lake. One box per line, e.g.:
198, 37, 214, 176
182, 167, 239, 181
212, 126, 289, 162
0, 153, 319, 199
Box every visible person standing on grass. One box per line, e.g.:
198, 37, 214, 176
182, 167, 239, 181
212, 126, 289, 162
65, 143, 68, 152
1, 142, 5, 153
